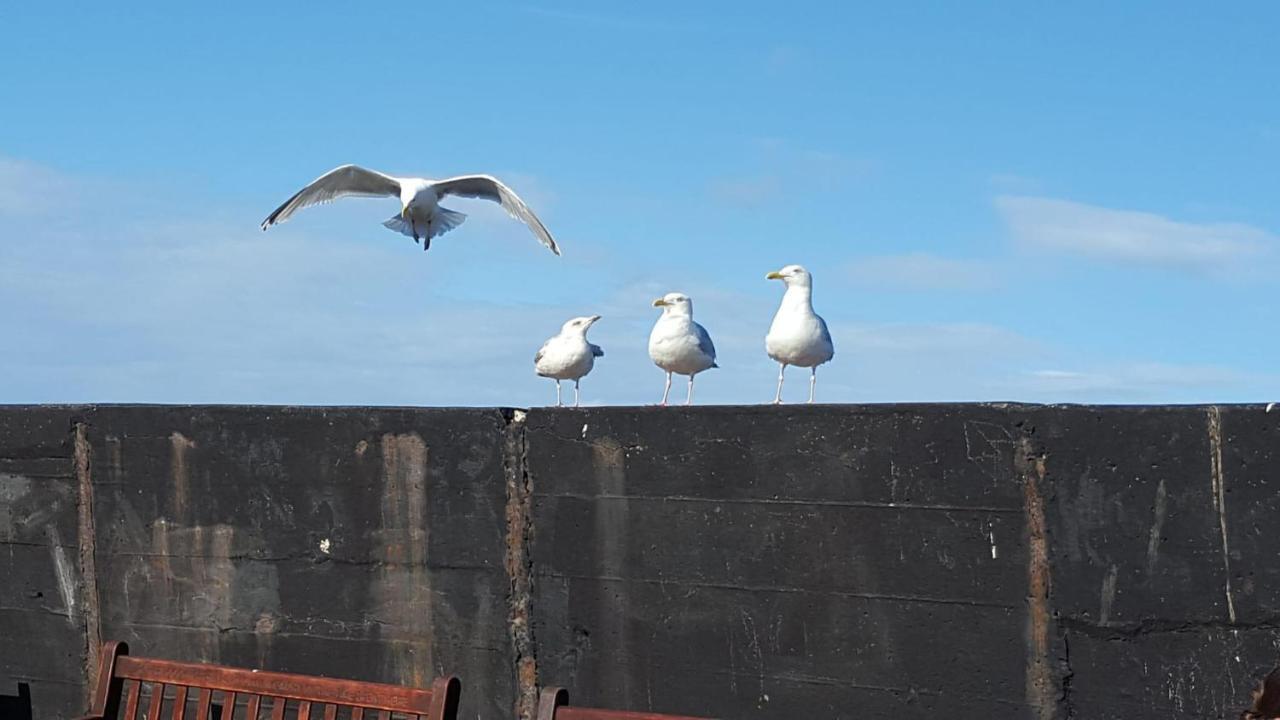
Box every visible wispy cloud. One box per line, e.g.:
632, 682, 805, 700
846, 253, 1000, 292
0, 156, 77, 216
708, 138, 870, 209
1008, 363, 1258, 402
996, 195, 1276, 272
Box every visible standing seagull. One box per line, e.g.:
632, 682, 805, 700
765, 265, 834, 404
261, 164, 560, 255
534, 315, 604, 407
649, 293, 718, 406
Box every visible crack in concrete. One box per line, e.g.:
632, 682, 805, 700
1207, 406, 1237, 624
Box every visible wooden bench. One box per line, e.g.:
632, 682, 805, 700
79, 641, 460, 720
536, 687, 714, 720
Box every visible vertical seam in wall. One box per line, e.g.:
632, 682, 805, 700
502, 409, 539, 720
73, 420, 103, 707
1207, 406, 1237, 623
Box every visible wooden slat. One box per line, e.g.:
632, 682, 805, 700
270, 697, 285, 720
376, 711, 389, 720
244, 695, 261, 720
321, 704, 336, 720
115, 657, 435, 713
350, 708, 364, 720
123, 681, 143, 720
195, 688, 212, 720
146, 683, 167, 720
297, 701, 311, 720
171, 686, 189, 720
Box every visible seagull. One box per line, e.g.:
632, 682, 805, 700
534, 315, 604, 407
261, 164, 560, 255
765, 265, 834, 404
649, 293, 718, 406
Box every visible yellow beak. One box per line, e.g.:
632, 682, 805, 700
652, 298, 668, 307
766, 271, 784, 280
401, 206, 409, 219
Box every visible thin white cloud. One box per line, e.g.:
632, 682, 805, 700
0, 157, 75, 216
996, 195, 1275, 271
1010, 363, 1258, 401
708, 176, 781, 206
708, 139, 870, 208
846, 253, 1000, 291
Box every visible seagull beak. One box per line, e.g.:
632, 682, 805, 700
589, 315, 602, 324
401, 205, 409, 219
766, 271, 784, 280
652, 298, 668, 307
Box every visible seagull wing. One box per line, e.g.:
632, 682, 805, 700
431, 175, 560, 255
261, 165, 402, 230
534, 338, 553, 365
693, 322, 717, 364
589, 343, 605, 358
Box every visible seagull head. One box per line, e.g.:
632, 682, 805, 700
562, 315, 602, 335
766, 264, 812, 288
652, 292, 693, 317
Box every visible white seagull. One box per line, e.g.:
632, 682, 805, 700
261, 164, 560, 255
534, 315, 604, 407
765, 265, 834, 404
649, 293, 718, 406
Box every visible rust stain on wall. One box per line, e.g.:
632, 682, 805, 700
73, 422, 102, 707
169, 432, 197, 523
375, 432, 433, 688
502, 411, 538, 720
1018, 437, 1059, 720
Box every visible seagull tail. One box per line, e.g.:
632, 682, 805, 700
381, 209, 469, 240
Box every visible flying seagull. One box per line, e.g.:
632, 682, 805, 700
534, 315, 604, 407
261, 164, 560, 254
649, 293, 718, 406
765, 264, 834, 404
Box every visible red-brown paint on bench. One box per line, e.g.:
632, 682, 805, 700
78, 642, 460, 720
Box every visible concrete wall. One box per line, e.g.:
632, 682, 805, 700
2, 404, 1278, 719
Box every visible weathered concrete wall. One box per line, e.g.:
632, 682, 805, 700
2, 404, 1278, 720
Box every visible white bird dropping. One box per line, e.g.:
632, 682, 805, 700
648, 293, 718, 406
765, 265, 834, 404
535, 315, 603, 407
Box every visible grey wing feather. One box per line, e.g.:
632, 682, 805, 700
693, 322, 717, 363
262, 165, 401, 229
431, 175, 560, 255
816, 315, 835, 356
590, 343, 604, 358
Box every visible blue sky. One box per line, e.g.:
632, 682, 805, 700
2, 2, 1277, 406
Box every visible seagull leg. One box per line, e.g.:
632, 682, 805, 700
774, 363, 787, 405
574, 379, 581, 408
686, 374, 695, 406
660, 372, 672, 406
809, 367, 817, 404
555, 380, 562, 407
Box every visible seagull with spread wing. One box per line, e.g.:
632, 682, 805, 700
261, 164, 560, 255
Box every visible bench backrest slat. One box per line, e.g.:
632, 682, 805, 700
115, 656, 434, 714
85, 642, 460, 720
